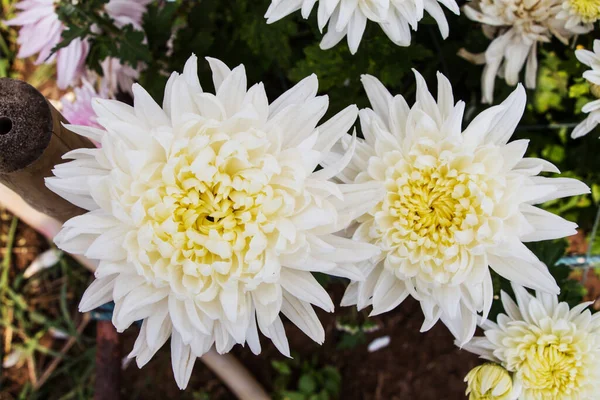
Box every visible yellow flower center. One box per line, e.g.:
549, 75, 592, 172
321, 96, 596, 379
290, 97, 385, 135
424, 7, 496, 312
465, 363, 514, 400
569, 0, 600, 21
517, 339, 582, 398
384, 166, 472, 248
371, 143, 502, 285
124, 130, 294, 295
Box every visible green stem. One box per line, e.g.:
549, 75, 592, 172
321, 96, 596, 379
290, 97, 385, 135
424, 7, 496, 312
0, 216, 18, 389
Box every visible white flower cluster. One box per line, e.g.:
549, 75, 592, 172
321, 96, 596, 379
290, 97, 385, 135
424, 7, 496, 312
463, 284, 600, 399
461, 0, 594, 103
46, 54, 590, 390
265, 0, 460, 54
572, 40, 600, 139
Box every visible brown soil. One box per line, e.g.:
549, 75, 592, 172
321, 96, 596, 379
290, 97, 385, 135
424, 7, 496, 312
0, 209, 47, 271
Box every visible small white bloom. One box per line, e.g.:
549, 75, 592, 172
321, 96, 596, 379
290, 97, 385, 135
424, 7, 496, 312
48, 327, 70, 340
462, 284, 600, 399
23, 249, 62, 279
265, 0, 460, 54
46, 54, 380, 390
3, 348, 26, 369
367, 335, 390, 352
461, 0, 593, 103
557, 0, 600, 28
572, 40, 600, 139
333, 70, 589, 344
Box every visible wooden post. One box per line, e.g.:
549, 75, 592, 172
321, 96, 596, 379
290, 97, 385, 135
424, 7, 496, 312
0, 78, 120, 400
95, 321, 122, 400
0, 78, 94, 223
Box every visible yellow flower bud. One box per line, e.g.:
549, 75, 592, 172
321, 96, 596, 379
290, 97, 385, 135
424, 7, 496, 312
465, 364, 515, 400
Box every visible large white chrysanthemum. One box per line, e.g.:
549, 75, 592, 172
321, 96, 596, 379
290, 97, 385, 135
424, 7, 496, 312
265, 0, 459, 54
572, 40, 600, 139
46, 55, 381, 389
461, 0, 593, 104
462, 284, 600, 399
332, 71, 589, 344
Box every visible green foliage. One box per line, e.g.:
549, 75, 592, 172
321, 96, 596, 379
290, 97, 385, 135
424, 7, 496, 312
272, 356, 342, 400
335, 317, 378, 350
0, 0, 17, 78
54, 0, 150, 74
534, 52, 569, 113
0, 216, 96, 399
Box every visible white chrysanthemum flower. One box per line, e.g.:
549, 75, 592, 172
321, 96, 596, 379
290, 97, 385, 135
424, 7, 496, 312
462, 284, 600, 399
265, 0, 460, 54
557, 0, 600, 28
46, 55, 381, 389
333, 71, 589, 344
572, 40, 600, 139
465, 363, 521, 400
461, 0, 593, 103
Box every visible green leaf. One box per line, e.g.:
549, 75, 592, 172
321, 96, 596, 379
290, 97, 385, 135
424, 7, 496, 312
526, 240, 568, 269
282, 391, 306, 400
336, 332, 366, 350
272, 360, 292, 375
51, 25, 89, 55
114, 25, 152, 67
321, 366, 341, 395
298, 374, 317, 395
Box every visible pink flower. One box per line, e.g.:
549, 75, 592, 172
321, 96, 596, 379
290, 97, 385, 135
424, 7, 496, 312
6, 0, 150, 90
5, 0, 87, 89
99, 57, 140, 95
105, 0, 152, 29
60, 80, 107, 128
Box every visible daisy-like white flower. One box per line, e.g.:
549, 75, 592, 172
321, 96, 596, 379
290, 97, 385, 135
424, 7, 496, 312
61, 80, 108, 129
465, 363, 521, 400
265, 0, 460, 55
461, 0, 593, 104
462, 284, 600, 399
46, 55, 381, 389
333, 71, 589, 344
557, 0, 600, 29
5, 0, 150, 89
572, 40, 600, 139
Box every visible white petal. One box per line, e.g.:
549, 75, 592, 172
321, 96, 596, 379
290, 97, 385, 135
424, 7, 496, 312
371, 269, 408, 316
79, 276, 117, 312
280, 269, 334, 312
361, 74, 393, 125
281, 291, 325, 344
170, 331, 196, 390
